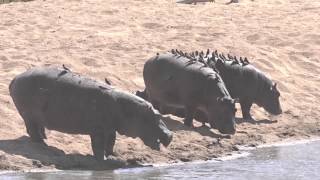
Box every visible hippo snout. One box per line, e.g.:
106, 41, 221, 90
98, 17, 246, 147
158, 120, 173, 147
160, 130, 173, 147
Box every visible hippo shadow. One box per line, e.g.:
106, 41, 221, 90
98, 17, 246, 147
161, 116, 230, 139
235, 117, 278, 125
0, 136, 139, 170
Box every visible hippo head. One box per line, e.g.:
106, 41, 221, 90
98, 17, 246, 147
206, 75, 237, 134
258, 82, 282, 115
140, 109, 173, 150
208, 97, 237, 134
116, 94, 173, 150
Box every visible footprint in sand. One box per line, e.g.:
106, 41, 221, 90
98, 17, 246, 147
287, 32, 301, 37
276, 81, 289, 93
0, 56, 8, 61
1, 61, 26, 73
255, 58, 276, 71
303, 34, 320, 40
289, 53, 319, 74
81, 57, 99, 67
101, 9, 119, 15
265, 36, 290, 47
292, 43, 309, 50
274, 40, 292, 47
11, 55, 26, 60
303, 34, 320, 45
246, 34, 260, 42
142, 23, 163, 29
299, 51, 315, 59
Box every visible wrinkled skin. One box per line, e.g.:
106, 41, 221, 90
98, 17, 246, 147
9, 66, 173, 160
142, 53, 236, 134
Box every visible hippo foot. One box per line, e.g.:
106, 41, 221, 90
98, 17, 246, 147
105, 151, 119, 157
243, 116, 257, 124
183, 120, 194, 128
30, 138, 47, 146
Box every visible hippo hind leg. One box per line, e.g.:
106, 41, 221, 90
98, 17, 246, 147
184, 105, 195, 127
104, 131, 116, 157
90, 133, 105, 161
22, 114, 46, 144
240, 99, 254, 120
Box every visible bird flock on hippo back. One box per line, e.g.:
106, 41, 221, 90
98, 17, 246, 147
169, 49, 283, 121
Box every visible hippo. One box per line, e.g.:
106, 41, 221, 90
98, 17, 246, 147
142, 52, 237, 134
9, 66, 173, 161
183, 49, 282, 120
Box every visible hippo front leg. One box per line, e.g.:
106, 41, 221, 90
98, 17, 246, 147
90, 133, 105, 161
240, 99, 253, 120
184, 106, 195, 127
104, 131, 116, 157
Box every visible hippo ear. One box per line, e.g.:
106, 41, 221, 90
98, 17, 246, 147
273, 82, 277, 89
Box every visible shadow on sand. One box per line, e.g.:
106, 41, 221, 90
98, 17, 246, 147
236, 117, 278, 125
161, 116, 231, 139
0, 136, 140, 170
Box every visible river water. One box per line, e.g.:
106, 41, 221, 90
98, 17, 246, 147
1, 140, 320, 180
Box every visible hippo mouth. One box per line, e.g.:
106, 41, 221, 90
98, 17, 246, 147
159, 131, 173, 147
144, 133, 172, 151
148, 139, 161, 151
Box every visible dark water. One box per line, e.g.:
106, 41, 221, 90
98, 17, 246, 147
1, 140, 320, 180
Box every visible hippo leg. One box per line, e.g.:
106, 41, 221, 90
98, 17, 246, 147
104, 131, 116, 157
184, 106, 195, 127
240, 99, 253, 120
90, 133, 105, 161
21, 114, 46, 144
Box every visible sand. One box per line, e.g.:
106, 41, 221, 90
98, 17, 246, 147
0, 0, 319, 171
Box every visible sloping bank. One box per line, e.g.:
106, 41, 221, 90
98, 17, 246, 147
0, 0, 320, 172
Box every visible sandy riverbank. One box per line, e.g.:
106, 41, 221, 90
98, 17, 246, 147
0, 0, 319, 171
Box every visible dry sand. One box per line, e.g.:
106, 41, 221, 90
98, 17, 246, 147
0, 0, 319, 171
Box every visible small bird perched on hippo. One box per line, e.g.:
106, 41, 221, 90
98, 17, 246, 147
137, 49, 282, 129
9, 66, 173, 161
